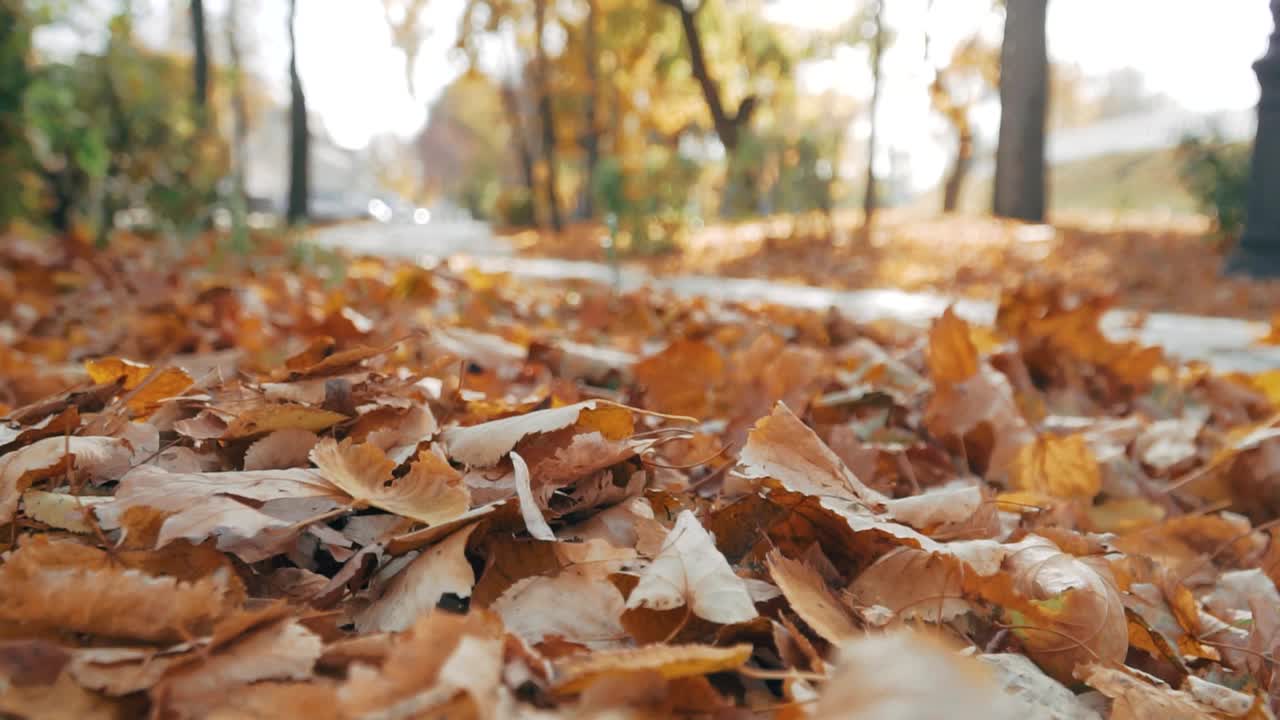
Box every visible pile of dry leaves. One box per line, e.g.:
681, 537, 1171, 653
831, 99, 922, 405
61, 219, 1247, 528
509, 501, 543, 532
4, 231, 1280, 718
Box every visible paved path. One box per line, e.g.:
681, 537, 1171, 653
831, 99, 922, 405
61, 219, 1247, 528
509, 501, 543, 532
311, 222, 1280, 373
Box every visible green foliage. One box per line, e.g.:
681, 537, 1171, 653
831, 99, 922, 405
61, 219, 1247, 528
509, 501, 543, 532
1177, 133, 1250, 239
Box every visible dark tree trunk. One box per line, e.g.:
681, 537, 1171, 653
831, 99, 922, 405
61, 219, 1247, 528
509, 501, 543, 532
286, 0, 309, 225
1226, 0, 1280, 276
226, 0, 248, 203
992, 0, 1049, 222
190, 0, 209, 113
500, 83, 539, 219
577, 0, 600, 220
534, 0, 563, 232
942, 125, 973, 213
659, 0, 756, 153
862, 0, 885, 232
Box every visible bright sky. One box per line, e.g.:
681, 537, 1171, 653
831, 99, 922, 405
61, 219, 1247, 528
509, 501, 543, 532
43, 0, 1275, 189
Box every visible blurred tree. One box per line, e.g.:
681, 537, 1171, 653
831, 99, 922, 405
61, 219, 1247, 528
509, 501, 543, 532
287, 0, 309, 224
992, 0, 1048, 222
861, 0, 884, 234
0, 0, 35, 229
224, 0, 249, 248
576, 0, 600, 219
533, 0, 563, 230
930, 37, 997, 213
190, 0, 209, 115
656, 0, 756, 154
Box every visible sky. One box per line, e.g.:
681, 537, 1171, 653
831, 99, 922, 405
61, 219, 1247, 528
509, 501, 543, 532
37, 0, 1275, 190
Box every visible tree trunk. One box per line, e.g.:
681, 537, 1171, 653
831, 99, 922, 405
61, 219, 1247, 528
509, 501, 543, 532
500, 83, 538, 221
190, 0, 209, 114
992, 0, 1049, 222
862, 0, 885, 233
942, 124, 973, 213
533, 0, 563, 232
226, 0, 248, 200
286, 0, 309, 225
659, 0, 755, 153
576, 0, 600, 220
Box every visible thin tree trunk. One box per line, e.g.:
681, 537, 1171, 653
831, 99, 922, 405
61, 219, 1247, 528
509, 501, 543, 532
500, 83, 538, 221
577, 0, 600, 220
992, 0, 1049, 222
862, 0, 885, 233
942, 125, 973, 213
190, 0, 209, 114
286, 0, 309, 225
225, 0, 250, 246
533, 0, 563, 231
659, 0, 755, 153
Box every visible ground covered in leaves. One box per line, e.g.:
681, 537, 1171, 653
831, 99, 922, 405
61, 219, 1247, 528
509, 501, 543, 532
515, 211, 1280, 320
5, 230, 1280, 718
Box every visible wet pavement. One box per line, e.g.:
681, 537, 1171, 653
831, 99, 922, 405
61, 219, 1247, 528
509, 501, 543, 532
310, 222, 1280, 373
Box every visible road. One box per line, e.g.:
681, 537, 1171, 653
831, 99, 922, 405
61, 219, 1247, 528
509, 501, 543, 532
310, 221, 1280, 373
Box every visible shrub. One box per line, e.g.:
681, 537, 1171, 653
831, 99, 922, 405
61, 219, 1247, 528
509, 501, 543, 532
1176, 133, 1250, 240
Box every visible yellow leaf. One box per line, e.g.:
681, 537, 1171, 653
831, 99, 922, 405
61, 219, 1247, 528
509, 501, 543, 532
634, 339, 724, 417
554, 643, 752, 694
1011, 434, 1101, 501
927, 307, 979, 385
84, 357, 193, 414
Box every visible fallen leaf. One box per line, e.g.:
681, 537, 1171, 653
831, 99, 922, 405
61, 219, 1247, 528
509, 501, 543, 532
1010, 433, 1102, 501
1079, 664, 1222, 720
626, 510, 758, 625
766, 550, 858, 642
356, 524, 478, 633
0, 536, 237, 643
927, 307, 980, 385
21, 489, 112, 533
174, 403, 347, 440
243, 429, 319, 470
309, 438, 470, 526
554, 643, 752, 694
0, 435, 133, 524
634, 339, 724, 417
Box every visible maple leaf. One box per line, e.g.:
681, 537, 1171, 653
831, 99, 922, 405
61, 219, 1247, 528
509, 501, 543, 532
625, 510, 758, 625
1009, 433, 1102, 500
309, 438, 470, 526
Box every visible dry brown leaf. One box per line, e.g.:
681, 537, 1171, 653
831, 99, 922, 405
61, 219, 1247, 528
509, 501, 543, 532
0, 536, 237, 643
512, 449, 555, 540
356, 524, 479, 633
96, 465, 341, 561
174, 403, 347, 440
21, 489, 113, 533
554, 643, 752, 694
848, 546, 973, 623
626, 509, 758, 625
493, 567, 627, 649
1011, 433, 1102, 501
0, 664, 124, 720
633, 339, 724, 417
309, 438, 470, 526
243, 429, 319, 470
813, 630, 1022, 719
0, 435, 133, 524
737, 402, 886, 507
1079, 664, 1222, 720
979, 535, 1127, 683
766, 550, 858, 643
154, 620, 323, 719
441, 399, 635, 468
